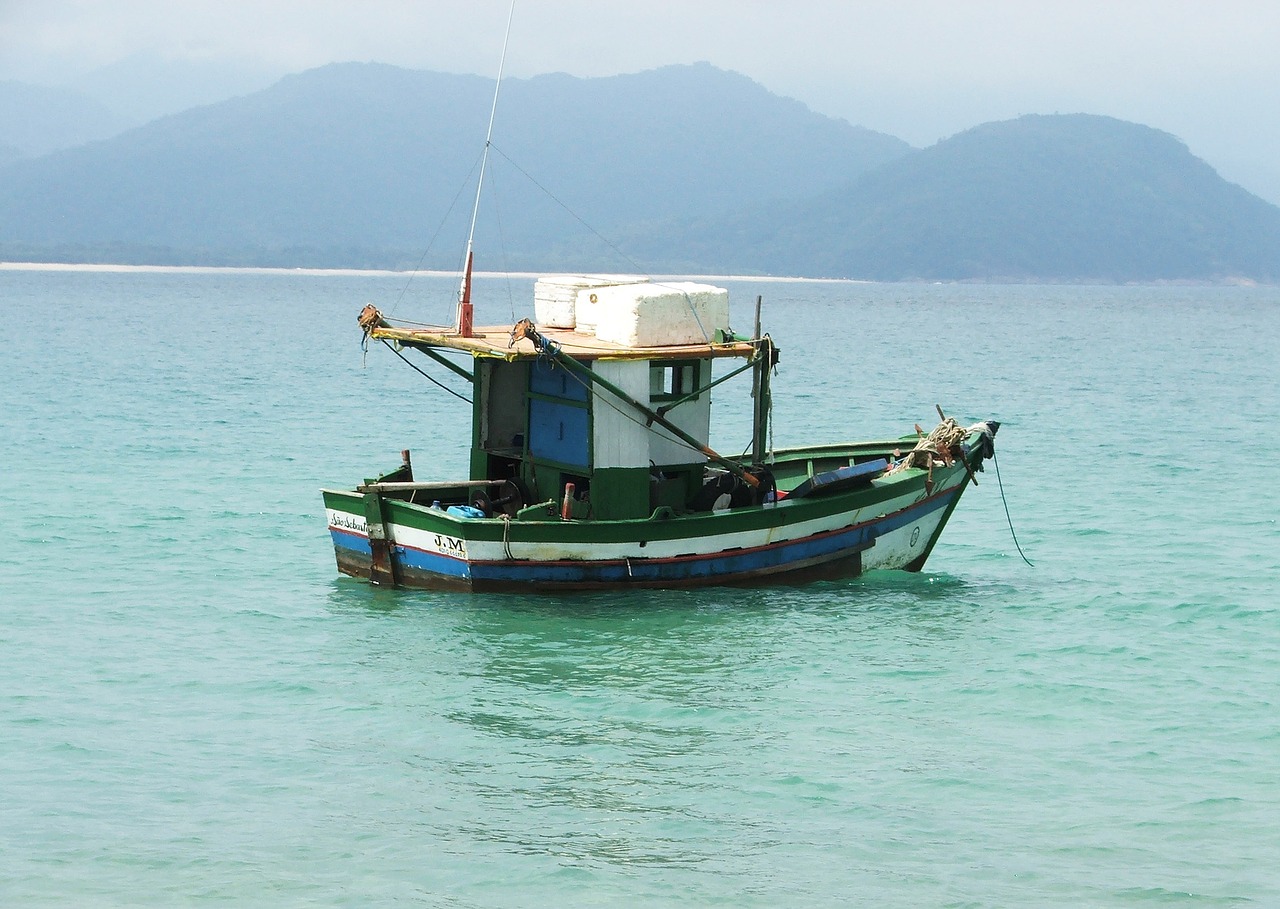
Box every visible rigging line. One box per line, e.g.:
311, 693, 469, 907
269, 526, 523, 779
991, 447, 1034, 567
489, 142, 644, 273
766, 385, 774, 462
550, 359, 730, 464
679, 288, 711, 345
461, 0, 517, 276
488, 142, 715, 344
380, 340, 473, 405
389, 148, 486, 319
485, 159, 518, 322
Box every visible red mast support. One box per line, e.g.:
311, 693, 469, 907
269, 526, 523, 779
457, 250, 475, 337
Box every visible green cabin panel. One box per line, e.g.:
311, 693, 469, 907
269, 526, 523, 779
589, 467, 651, 521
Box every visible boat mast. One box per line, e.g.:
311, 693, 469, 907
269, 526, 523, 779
455, 0, 517, 337
751, 335, 774, 465
748, 294, 778, 466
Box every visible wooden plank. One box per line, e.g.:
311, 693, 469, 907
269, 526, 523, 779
362, 492, 399, 587
357, 479, 508, 493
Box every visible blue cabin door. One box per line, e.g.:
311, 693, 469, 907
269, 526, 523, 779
527, 360, 589, 469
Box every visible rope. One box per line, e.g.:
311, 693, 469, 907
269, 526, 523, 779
552, 357, 710, 460
380, 339, 473, 405
388, 148, 485, 319
889, 417, 1034, 567
767, 383, 775, 463
679, 288, 711, 345
488, 142, 714, 344
993, 448, 1034, 567
514, 328, 746, 467
894, 417, 970, 471
501, 514, 514, 560
490, 143, 636, 268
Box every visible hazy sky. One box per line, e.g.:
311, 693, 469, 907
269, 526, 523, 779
4, 0, 1279, 201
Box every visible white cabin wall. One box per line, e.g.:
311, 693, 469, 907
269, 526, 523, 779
591, 359, 713, 469
649, 398, 710, 467
591, 360, 651, 469
645, 357, 712, 467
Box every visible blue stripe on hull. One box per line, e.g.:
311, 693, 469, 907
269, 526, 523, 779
330, 487, 958, 590
331, 528, 473, 581
473, 521, 875, 586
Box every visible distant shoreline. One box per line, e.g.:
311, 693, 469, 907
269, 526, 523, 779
3, 262, 1267, 287
0, 261, 864, 284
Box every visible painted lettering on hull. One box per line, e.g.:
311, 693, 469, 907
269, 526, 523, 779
430, 533, 468, 559
330, 511, 468, 559
329, 511, 367, 533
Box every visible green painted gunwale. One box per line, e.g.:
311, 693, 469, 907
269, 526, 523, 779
323, 437, 979, 546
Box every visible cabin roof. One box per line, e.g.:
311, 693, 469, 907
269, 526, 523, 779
369, 323, 758, 362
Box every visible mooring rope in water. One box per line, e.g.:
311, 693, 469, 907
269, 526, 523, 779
885, 416, 1031, 566
992, 447, 1034, 567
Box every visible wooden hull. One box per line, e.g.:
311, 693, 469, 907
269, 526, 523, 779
322, 431, 994, 592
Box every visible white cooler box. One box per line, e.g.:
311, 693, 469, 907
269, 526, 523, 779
533, 275, 646, 329
587, 281, 730, 347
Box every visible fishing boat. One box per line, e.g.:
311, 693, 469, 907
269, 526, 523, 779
323, 274, 998, 590
320, 8, 1000, 591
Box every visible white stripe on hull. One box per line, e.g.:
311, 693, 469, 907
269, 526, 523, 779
327, 470, 965, 570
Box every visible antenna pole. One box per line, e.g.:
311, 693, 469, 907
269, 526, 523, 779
456, 0, 517, 336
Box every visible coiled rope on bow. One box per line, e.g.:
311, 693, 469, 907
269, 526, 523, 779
895, 417, 970, 471
889, 412, 1033, 567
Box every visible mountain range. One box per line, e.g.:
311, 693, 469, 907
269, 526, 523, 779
2, 62, 1277, 282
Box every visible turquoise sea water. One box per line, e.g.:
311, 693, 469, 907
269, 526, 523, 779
3, 267, 1279, 906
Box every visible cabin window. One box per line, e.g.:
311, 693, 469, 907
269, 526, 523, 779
650, 362, 699, 401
